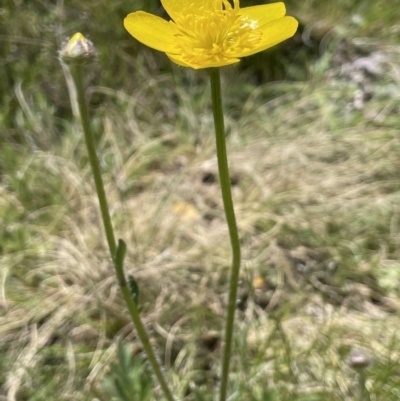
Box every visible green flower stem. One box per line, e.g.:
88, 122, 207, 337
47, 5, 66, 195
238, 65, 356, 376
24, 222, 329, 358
72, 66, 117, 258
209, 68, 242, 401
359, 372, 370, 401
70, 65, 176, 401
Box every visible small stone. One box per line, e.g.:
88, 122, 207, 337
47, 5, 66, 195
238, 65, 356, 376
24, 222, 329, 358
348, 349, 372, 371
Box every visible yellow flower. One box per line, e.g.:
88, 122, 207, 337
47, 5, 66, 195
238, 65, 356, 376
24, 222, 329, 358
124, 0, 298, 69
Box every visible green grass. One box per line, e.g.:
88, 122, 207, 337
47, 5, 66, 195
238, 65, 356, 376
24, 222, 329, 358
1, 0, 400, 400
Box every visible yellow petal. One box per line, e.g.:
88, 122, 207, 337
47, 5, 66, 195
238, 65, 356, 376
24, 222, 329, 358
239, 2, 287, 27
161, 0, 220, 22
237, 16, 298, 58
124, 11, 178, 53
167, 52, 240, 69
172, 202, 199, 222
253, 277, 266, 289
165, 53, 192, 68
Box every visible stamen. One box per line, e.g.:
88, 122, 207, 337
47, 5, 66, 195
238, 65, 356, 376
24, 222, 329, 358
171, 0, 262, 66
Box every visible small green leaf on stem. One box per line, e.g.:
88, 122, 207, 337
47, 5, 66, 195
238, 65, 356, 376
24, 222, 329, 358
128, 274, 140, 309
115, 239, 127, 270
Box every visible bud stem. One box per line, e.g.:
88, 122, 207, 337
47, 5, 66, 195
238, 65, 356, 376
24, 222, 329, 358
68, 62, 176, 401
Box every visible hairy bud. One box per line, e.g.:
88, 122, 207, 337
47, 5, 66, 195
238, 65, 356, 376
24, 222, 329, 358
59, 32, 97, 65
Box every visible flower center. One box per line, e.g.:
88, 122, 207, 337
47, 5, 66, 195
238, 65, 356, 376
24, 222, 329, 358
170, 0, 262, 65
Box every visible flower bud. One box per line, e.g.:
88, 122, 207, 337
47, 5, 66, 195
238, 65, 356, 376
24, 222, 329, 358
59, 32, 97, 65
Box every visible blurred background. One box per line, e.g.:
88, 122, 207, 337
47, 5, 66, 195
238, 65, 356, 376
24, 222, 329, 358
1, 1, 400, 400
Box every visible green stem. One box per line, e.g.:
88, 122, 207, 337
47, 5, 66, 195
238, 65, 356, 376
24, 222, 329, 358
209, 68, 242, 401
73, 65, 117, 258
358, 372, 369, 401
70, 65, 176, 401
